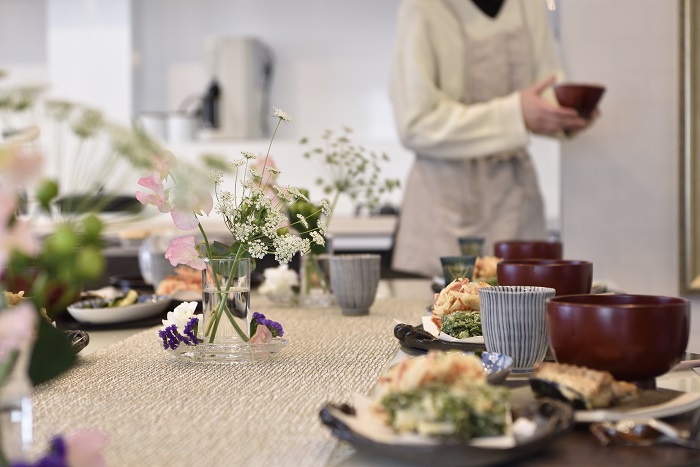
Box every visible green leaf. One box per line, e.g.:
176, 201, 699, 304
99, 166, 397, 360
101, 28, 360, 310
29, 319, 76, 385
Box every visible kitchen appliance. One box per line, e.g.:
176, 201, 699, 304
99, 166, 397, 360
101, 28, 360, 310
199, 36, 274, 140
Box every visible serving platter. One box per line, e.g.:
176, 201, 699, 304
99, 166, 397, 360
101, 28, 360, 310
394, 323, 486, 354
320, 398, 574, 466
67, 294, 171, 325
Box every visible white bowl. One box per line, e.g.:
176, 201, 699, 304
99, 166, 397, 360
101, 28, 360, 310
67, 295, 171, 324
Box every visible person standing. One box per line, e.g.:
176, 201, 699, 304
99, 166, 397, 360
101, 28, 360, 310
389, 0, 598, 277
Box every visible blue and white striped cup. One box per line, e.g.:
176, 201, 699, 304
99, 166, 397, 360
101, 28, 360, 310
478, 286, 556, 371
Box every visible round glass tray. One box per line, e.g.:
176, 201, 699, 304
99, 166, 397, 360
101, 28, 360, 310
166, 337, 289, 363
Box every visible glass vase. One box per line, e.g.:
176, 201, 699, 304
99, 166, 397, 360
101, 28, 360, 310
166, 257, 290, 363
299, 253, 334, 308
201, 256, 251, 339
0, 339, 33, 464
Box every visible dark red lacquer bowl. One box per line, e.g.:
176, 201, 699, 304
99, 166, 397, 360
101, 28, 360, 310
497, 260, 592, 296
546, 294, 690, 382
553, 83, 606, 119
494, 240, 563, 261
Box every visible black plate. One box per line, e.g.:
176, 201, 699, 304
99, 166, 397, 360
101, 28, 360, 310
319, 398, 574, 467
394, 323, 486, 354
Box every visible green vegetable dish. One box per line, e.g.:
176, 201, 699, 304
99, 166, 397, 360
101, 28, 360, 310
379, 383, 510, 440
440, 310, 482, 338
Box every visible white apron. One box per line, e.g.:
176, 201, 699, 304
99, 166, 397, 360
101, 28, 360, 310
392, 0, 547, 277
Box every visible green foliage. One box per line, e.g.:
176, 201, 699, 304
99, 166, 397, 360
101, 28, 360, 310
29, 319, 77, 385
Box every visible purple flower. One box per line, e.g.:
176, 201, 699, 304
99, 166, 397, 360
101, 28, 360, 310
250, 311, 284, 338
158, 318, 200, 350
182, 317, 200, 345
158, 325, 181, 350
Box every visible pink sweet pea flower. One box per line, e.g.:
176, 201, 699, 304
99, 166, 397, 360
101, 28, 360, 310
64, 430, 109, 467
168, 184, 213, 231
0, 301, 37, 355
135, 175, 171, 213
249, 324, 273, 344
152, 150, 175, 180
164, 236, 206, 270
170, 206, 200, 231
1, 219, 39, 269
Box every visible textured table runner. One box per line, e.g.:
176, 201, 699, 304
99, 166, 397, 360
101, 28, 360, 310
30, 297, 428, 467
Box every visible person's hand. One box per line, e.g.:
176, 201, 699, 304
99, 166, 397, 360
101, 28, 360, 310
520, 76, 589, 136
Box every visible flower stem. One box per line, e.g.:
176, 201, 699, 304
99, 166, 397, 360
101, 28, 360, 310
198, 223, 249, 343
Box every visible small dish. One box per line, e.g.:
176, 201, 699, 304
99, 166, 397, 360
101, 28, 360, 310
166, 337, 289, 363
319, 398, 574, 466
67, 295, 171, 324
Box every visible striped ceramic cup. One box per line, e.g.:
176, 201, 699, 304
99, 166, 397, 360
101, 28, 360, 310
329, 254, 381, 316
478, 286, 556, 371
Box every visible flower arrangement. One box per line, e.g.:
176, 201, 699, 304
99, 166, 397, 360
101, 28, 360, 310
0, 71, 120, 465
298, 126, 401, 226
141, 108, 327, 348
261, 127, 400, 304
157, 301, 284, 351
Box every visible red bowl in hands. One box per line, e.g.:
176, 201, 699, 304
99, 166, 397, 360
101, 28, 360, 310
553, 83, 605, 119
546, 294, 690, 382
494, 240, 563, 261
497, 259, 592, 296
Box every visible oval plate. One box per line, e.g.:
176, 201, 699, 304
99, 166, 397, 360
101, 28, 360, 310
67, 295, 171, 324
319, 398, 574, 466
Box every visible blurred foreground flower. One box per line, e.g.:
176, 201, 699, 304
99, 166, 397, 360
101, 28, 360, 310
12, 430, 109, 467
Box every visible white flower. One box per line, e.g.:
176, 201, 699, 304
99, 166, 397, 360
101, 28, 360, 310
273, 107, 292, 123
310, 230, 325, 246
287, 186, 308, 202
258, 264, 299, 297
297, 214, 309, 229
162, 301, 202, 330
241, 151, 256, 160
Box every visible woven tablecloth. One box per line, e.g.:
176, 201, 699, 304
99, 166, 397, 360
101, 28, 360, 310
31, 297, 428, 467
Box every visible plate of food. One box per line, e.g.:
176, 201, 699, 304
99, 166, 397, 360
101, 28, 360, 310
320, 352, 573, 466
397, 277, 491, 353
67, 290, 171, 325
523, 362, 700, 423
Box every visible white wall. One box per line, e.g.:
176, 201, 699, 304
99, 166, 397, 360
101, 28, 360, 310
559, 0, 700, 323
0, 0, 562, 223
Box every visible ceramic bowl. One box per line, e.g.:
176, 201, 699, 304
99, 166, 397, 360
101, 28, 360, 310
67, 294, 171, 324
546, 294, 691, 382
553, 83, 606, 118
496, 259, 593, 296
493, 240, 563, 260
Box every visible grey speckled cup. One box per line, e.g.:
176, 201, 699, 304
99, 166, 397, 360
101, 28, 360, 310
329, 254, 381, 316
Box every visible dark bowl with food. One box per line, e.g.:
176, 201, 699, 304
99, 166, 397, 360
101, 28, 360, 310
553, 83, 606, 119
493, 240, 563, 261
497, 260, 593, 296
546, 294, 690, 382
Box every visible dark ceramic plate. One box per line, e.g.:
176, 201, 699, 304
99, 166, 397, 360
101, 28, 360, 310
319, 398, 574, 467
394, 323, 486, 354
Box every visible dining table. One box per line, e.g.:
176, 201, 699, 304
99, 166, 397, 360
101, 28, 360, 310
29, 278, 700, 466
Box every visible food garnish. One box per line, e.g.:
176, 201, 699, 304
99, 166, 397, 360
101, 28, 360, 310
439, 310, 481, 339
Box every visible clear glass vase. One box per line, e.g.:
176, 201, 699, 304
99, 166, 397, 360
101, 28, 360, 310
201, 257, 251, 341
298, 253, 334, 308
0, 340, 33, 464
165, 257, 290, 363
